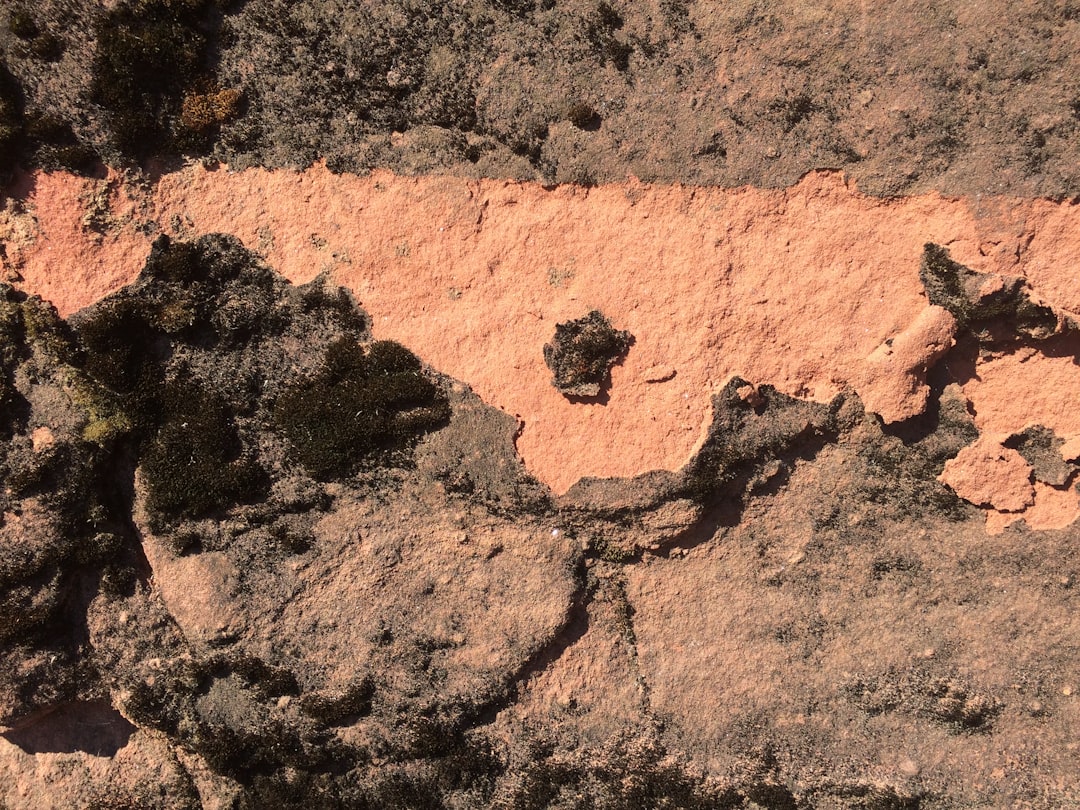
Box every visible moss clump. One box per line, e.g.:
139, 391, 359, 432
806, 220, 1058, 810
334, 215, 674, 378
61, 369, 133, 447
0, 61, 25, 177
19, 295, 77, 366
296, 276, 368, 334
142, 378, 267, 522
90, 0, 218, 157
75, 295, 162, 403
543, 310, 633, 399
274, 338, 450, 480
24, 115, 99, 173
684, 378, 837, 501
74, 234, 448, 529
179, 85, 241, 135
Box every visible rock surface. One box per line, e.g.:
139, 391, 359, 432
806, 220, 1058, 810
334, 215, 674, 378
3, 0, 1080, 200
3, 167, 1080, 806
4, 2, 1080, 806
6, 166, 1080, 508
939, 436, 1036, 513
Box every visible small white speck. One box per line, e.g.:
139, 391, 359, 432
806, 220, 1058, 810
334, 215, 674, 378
551, 528, 561, 538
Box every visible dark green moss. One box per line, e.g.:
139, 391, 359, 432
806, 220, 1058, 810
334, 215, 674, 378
19, 295, 77, 365
24, 115, 99, 173
0, 61, 25, 177
0, 289, 82, 440
0, 287, 26, 369
143, 234, 277, 302
74, 296, 162, 400
142, 235, 206, 285
295, 277, 369, 334
142, 378, 268, 523
274, 338, 450, 481
0, 292, 26, 438
90, 0, 217, 157
7, 8, 38, 39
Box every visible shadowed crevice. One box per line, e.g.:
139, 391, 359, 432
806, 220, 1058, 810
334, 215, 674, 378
2, 700, 136, 757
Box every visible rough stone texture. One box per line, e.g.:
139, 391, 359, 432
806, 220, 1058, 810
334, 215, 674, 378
0, 221, 1077, 807
7, 167, 1080, 508
939, 436, 1036, 513
3, 1, 1080, 200
3, 2, 1080, 806
854, 304, 956, 424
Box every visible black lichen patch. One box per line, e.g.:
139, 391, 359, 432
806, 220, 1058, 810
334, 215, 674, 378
920, 243, 1060, 342
543, 310, 633, 399
685, 377, 838, 501
919, 244, 968, 318
274, 337, 451, 481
